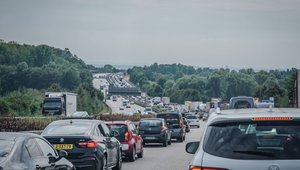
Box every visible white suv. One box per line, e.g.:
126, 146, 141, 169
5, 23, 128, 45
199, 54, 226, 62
186, 108, 300, 170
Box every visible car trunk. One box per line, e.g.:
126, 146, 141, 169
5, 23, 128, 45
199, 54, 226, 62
44, 136, 92, 159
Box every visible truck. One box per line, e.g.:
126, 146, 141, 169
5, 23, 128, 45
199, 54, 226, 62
162, 97, 170, 105
42, 92, 77, 116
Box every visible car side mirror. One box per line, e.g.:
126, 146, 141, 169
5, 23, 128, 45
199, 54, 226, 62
58, 150, 68, 158
48, 155, 57, 164
185, 142, 200, 154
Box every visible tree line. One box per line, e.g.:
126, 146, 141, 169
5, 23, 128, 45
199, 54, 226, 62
127, 63, 297, 107
0, 40, 104, 116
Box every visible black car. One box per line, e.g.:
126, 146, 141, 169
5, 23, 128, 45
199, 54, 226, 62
42, 119, 122, 170
138, 118, 171, 147
0, 132, 74, 170
156, 112, 186, 142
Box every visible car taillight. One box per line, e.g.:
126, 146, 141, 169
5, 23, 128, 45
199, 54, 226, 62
125, 132, 129, 141
78, 140, 98, 148
180, 119, 183, 128
189, 166, 228, 170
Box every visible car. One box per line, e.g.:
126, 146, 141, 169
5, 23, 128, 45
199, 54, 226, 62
138, 118, 172, 147
106, 121, 144, 162
126, 104, 131, 108
185, 108, 300, 170
72, 111, 89, 117
119, 106, 124, 110
229, 96, 255, 109
0, 132, 74, 170
186, 115, 200, 128
42, 119, 122, 170
156, 112, 186, 142
183, 117, 191, 133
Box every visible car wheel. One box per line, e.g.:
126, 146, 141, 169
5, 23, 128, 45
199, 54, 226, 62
100, 155, 107, 170
197, 125, 200, 128
112, 150, 122, 170
129, 146, 136, 162
163, 139, 168, 147
168, 139, 171, 145
143, 142, 146, 147
178, 137, 183, 143
137, 145, 144, 158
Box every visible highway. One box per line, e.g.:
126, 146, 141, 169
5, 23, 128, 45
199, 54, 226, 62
106, 95, 146, 114
123, 121, 206, 170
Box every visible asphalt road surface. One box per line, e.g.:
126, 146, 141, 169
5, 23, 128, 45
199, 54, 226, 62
106, 96, 145, 114
123, 121, 206, 170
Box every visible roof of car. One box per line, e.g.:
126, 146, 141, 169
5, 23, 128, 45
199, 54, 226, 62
49, 119, 102, 125
208, 108, 300, 125
0, 132, 41, 140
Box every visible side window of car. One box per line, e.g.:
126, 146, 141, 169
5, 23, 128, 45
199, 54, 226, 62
130, 124, 137, 134
94, 126, 101, 136
22, 146, 31, 162
99, 122, 111, 137
25, 138, 43, 158
35, 138, 58, 158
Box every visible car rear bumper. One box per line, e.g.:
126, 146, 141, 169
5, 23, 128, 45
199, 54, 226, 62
69, 156, 98, 170
170, 129, 184, 138
142, 134, 166, 143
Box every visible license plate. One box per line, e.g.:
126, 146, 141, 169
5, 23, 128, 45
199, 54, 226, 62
54, 144, 73, 150
145, 137, 155, 140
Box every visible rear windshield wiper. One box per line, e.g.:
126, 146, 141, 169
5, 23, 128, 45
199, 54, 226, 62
233, 150, 275, 157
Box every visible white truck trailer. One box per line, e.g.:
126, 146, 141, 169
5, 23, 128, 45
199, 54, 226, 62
42, 92, 77, 116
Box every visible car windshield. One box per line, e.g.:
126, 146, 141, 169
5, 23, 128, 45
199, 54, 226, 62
43, 101, 61, 108
203, 121, 300, 160
186, 115, 197, 119
0, 139, 14, 158
43, 124, 92, 135
140, 120, 162, 127
107, 124, 127, 142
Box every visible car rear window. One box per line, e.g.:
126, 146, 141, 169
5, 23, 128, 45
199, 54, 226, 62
43, 124, 92, 135
107, 124, 127, 142
203, 121, 300, 160
186, 115, 197, 119
0, 139, 14, 158
157, 114, 180, 127
140, 120, 162, 127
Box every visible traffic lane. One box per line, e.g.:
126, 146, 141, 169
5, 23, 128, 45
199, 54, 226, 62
122, 121, 206, 170
106, 97, 145, 114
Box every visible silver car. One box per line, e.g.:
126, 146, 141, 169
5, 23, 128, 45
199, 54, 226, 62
186, 108, 300, 170
186, 115, 200, 128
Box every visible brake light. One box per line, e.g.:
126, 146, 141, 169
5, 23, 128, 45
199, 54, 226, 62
180, 119, 183, 128
189, 166, 228, 170
125, 132, 129, 141
252, 117, 293, 121
78, 140, 98, 148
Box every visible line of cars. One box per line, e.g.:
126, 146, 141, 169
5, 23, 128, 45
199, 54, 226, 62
0, 111, 196, 170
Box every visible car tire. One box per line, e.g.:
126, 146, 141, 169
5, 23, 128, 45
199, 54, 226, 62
100, 155, 107, 170
112, 150, 122, 170
197, 125, 200, 128
137, 145, 144, 158
178, 137, 183, 143
168, 139, 171, 145
129, 146, 136, 162
163, 140, 167, 147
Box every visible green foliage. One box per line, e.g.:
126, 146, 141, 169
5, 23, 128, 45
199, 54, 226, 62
0, 40, 105, 116
128, 63, 295, 106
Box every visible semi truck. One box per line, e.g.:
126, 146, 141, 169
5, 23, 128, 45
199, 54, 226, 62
42, 92, 77, 116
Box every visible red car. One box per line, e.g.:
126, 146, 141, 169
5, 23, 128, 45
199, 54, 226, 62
106, 120, 144, 162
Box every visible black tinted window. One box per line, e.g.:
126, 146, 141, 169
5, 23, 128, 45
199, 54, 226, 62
107, 124, 127, 141
43, 124, 92, 135
186, 115, 197, 119
140, 120, 162, 127
204, 121, 300, 160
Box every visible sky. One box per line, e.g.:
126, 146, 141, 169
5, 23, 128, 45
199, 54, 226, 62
0, 0, 299, 69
